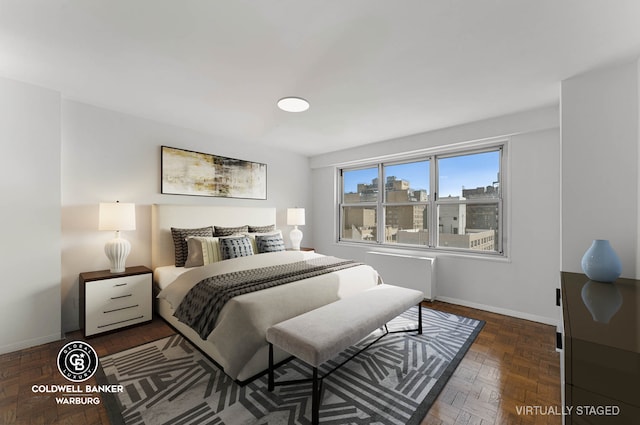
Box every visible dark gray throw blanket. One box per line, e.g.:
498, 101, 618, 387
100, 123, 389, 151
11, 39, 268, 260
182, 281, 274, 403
174, 256, 362, 339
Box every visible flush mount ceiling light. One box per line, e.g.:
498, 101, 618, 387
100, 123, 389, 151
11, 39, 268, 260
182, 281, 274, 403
277, 97, 310, 112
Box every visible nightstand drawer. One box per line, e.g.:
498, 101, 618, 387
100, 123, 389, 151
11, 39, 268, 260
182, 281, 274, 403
80, 266, 152, 337
85, 273, 149, 302
85, 306, 150, 336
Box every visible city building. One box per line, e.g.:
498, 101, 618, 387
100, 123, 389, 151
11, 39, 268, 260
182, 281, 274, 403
344, 177, 495, 250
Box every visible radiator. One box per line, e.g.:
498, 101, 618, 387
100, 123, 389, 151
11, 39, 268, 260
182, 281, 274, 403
365, 251, 436, 300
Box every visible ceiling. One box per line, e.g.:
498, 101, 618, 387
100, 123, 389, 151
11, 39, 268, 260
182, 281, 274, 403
2, 1, 640, 156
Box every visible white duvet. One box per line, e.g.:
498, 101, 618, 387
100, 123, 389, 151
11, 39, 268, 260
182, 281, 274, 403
157, 250, 380, 381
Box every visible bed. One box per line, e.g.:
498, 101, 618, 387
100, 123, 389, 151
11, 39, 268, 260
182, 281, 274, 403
151, 204, 380, 383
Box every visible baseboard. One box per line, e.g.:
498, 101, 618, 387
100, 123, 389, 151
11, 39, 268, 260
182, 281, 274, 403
0, 332, 62, 356
435, 296, 559, 326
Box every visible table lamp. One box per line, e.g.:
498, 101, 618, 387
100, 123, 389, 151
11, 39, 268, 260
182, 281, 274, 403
287, 208, 305, 251
99, 201, 136, 273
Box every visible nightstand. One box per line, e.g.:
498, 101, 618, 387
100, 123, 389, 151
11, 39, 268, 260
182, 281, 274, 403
79, 266, 152, 337
287, 247, 315, 252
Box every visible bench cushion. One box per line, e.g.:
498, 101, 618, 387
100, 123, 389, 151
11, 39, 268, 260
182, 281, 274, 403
266, 284, 423, 367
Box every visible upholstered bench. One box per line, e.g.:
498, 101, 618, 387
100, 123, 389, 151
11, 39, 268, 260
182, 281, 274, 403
266, 284, 424, 425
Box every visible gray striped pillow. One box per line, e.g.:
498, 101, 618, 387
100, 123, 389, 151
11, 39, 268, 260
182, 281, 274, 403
256, 234, 285, 253
248, 224, 275, 233
171, 226, 214, 267
214, 225, 249, 237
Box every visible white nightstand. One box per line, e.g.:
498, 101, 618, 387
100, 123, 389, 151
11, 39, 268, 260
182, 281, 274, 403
79, 266, 152, 337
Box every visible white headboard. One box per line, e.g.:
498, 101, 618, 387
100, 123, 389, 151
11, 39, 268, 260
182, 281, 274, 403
151, 204, 277, 269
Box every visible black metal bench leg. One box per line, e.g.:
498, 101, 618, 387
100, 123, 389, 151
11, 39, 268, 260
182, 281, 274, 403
312, 367, 320, 425
418, 303, 423, 335
268, 343, 274, 391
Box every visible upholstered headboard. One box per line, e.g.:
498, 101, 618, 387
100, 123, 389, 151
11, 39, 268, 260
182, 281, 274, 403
151, 204, 277, 269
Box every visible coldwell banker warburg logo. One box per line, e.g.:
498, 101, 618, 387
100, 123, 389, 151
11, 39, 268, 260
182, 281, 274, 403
57, 341, 99, 382
31, 340, 123, 405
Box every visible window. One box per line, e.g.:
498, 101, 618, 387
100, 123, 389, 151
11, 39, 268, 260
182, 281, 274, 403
341, 167, 379, 242
383, 160, 429, 246
338, 145, 505, 255
436, 150, 501, 253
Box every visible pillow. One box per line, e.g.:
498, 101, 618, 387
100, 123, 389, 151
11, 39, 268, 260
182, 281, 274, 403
244, 230, 282, 253
214, 225, 249, 237
171, 226, 214, 267
248, 224, 275, 233
184, 236, 221, 268
219, 236, 254, 260
256, 233, 286, 253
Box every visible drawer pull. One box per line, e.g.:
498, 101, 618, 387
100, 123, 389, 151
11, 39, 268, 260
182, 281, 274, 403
97, 316, 145, 329
104, 304, 139, 314
114, 283, 128, 287
110, 294, 132, 300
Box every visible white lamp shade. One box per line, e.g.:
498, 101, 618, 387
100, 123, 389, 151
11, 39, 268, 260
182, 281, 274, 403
287, 208, 305, 226
99, 202, 136, 231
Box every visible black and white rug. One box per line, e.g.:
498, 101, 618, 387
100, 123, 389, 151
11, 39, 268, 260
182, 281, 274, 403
98, 307, 483, 425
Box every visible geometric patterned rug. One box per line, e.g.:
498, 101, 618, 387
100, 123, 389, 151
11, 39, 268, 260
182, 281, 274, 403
98, 306, 484, 425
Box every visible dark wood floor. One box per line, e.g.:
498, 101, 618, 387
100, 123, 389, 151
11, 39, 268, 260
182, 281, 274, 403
0, 301, 560, 425
422, 303, 561, 425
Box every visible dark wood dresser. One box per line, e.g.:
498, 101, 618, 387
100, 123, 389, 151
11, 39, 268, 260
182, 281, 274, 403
561, 272, 639, 424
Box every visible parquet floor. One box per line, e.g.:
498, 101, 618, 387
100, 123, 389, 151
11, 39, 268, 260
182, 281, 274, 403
0, 301, 560, 425
422, 303, 561, 425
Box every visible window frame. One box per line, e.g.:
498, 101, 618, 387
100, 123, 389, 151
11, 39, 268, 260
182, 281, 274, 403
339, 164, 382, 243
381, 157, 430, 247
337, 141, 507, 257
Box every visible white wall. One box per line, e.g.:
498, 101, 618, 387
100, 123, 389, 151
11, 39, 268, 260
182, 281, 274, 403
0, 78, 62, 354
561, 59, 639, 277
61, 101, 312, 332
310, 106, 561, 325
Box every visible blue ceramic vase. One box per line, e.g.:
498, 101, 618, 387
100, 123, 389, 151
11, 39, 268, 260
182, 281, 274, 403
580, 239, 622, 283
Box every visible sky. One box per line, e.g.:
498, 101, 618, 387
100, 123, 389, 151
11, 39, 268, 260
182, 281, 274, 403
343, 151, 500, 198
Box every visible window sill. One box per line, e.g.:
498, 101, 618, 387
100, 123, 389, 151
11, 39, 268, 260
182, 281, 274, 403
334, 240, 511, 263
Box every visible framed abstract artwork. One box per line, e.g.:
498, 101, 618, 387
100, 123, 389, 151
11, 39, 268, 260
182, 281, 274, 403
161, 146, 267, 200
